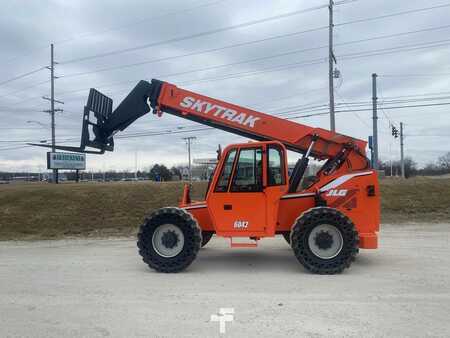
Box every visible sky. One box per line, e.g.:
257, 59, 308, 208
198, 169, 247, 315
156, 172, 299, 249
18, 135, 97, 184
1, 0, 449, 172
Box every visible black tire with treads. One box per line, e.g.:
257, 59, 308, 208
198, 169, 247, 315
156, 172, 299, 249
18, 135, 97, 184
290, 207, 359, 274
137, 207, 202, 273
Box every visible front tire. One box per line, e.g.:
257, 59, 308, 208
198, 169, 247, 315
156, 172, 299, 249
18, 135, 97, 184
137, 207, 202, 273
291, 207, 359, 274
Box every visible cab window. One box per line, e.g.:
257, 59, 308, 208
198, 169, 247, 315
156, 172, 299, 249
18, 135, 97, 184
230, 148, 262, 192
214, 149, 237, 192
267, 145, 285, 186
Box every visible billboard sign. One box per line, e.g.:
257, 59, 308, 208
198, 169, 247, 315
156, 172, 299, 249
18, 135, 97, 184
47, 152, 86, 170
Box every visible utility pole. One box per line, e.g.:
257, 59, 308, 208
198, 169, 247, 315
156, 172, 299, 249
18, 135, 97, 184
50, 44, 57, 184
400, 122, 405, 178
43, 43, 63, 184
328, 0, 336, 131
371, 73, 379, 169
183, 137, 196, 183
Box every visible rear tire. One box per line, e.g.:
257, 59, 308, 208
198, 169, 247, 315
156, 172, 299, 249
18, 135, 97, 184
137, 207, 202, 273
291, 207, 359, 274
201, 231, 214, 247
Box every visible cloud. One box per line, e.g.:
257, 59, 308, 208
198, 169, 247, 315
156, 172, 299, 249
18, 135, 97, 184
0, 0, 449, 171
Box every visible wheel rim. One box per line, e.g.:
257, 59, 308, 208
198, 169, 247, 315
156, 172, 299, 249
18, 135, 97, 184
152, 224, 185, 258
307, 224, 343, 259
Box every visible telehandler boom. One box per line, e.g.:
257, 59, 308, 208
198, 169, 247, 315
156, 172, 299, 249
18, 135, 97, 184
42, 79, 380, 274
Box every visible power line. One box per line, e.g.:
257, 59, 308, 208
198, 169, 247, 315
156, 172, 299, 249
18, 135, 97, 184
2, 98, 449, 152
0, 127, 46, 130
0, 136, 78, 143
84, 100, 450, 138
272, 99, 450, 119
40, 28, 450, 102
58, 66, 450, 116
255, 94, 450, 117
59, 21, 450, 84
333, 101, 450, 113
59, 26, 329, 78
406, 134, 450, 137
335, 24, 450, 49
178, 59, 327, 85
0, 139, 52, 143
55, 0, 232, 45
59, 3, 449, 65
1, 0, 232, 67
2, 46, 49, 67
339, 38, 450, 59
0, 67, 45, 87
0, 137, 79, 152
0, 80, 50, 100
2, 2, 449, 115
62, 45, 329, 80
381, 90, 450, 100
59, 4, 329, 64
56, 58, 327, 97
0, 109, 43, 113
335, 91, 370, 128
380, 96, 450, 104
0, 99, 334, 147
335, 0, 359, 5
0, 145, 35, 151
377, 81, 394, 129
55, 36, 450, 103
380, 73, 450, 78
169, 39, 450, 85
59, 21, 450, 79
335, 3, 450, 27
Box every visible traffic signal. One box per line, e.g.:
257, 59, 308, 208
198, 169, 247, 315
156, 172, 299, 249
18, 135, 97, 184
391, 126, 399, 138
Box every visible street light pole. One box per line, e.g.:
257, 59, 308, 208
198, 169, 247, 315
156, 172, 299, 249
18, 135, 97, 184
183, 137, 196, 183
43, 44, 64, 183
50, 44, 57, 183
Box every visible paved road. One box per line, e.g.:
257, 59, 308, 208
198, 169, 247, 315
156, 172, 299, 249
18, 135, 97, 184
1, 224, 450, 337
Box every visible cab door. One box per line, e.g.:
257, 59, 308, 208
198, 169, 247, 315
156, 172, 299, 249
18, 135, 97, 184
207, 145, 267, 237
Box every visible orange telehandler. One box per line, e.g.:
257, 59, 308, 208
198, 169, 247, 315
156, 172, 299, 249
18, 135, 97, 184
44, 79, 380, 274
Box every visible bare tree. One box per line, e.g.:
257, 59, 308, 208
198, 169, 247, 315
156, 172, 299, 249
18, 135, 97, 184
438, 152, 450, 170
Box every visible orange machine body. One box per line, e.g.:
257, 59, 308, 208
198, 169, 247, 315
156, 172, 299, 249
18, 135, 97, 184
180, 141, 379, 249
148, 81, 380, 250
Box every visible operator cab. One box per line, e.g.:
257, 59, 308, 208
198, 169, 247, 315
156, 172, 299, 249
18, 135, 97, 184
206, 141, 288, 237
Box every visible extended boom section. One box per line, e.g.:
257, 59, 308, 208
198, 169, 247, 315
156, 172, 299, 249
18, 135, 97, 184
72, 79, 369, 171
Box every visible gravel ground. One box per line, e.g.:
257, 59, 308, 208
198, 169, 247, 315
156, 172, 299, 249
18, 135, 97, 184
1, 223, 449, 337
